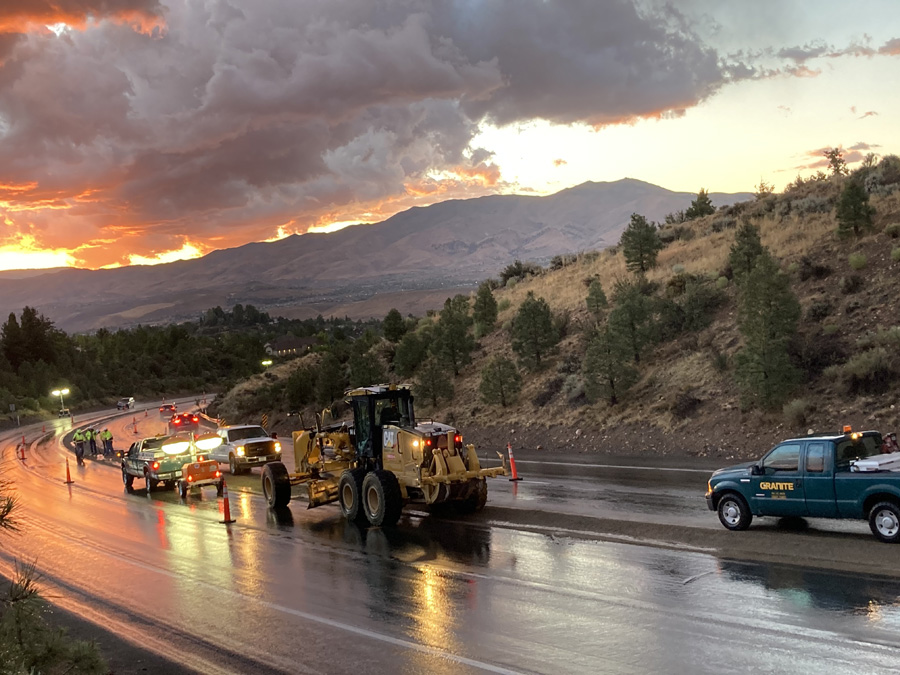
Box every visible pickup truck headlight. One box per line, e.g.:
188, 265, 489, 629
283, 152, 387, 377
236, 446, 245, 457
274, 442, 281, 453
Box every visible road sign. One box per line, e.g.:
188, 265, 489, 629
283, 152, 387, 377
261, 413, 269, 429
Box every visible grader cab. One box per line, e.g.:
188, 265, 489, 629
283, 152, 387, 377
261, 384, 506, 527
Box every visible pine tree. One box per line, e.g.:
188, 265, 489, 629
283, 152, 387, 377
511, 292, 558, 370
685, 188, 715, 220
472, 282, 499, 335
836, 179, 875, 237
382, 308, 406, 343
393, 329, 431, 377
728, 221, 766, 284
620, 213, 664, 273
735, 253, 801, 409
348, 346, 386, 387
0, 312, 27, 371
479, 356, 522, 407
315, 352, 346, 406
583, 323, 638, 405
585, 279, 609, 321
415, 356, 454, 408
433, 295, 475, 376
824, 147, 848, 176
608, 280, 653, 364
286, 366, 317, 408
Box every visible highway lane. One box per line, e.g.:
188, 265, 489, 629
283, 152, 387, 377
4, 413, 900, 673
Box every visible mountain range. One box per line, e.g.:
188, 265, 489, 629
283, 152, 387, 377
0, 179, 751, 332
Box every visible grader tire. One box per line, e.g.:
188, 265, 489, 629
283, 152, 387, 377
458, 478, 488, 514
362, 470, 402, 528
339, 468, 368, 524
262, 462, 292, 508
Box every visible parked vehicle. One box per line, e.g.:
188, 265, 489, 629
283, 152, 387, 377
211, 425, 281, 475
121, 435, 193, 493
117, 397, 135, 410
706, 428, 900, 542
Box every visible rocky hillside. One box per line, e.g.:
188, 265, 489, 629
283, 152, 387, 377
214, 162, 900, 460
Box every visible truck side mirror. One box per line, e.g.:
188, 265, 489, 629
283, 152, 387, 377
750, 464, 763, 475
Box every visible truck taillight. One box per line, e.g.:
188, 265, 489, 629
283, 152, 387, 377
152, 461, 159, 470
425, 438, 432, 446
454, 434, 462, 443
215, 471, 221, 478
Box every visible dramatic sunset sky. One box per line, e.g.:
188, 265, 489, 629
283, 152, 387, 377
0, 1, 897, 271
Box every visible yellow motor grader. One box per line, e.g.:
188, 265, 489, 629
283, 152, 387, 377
261, 384, 506, 526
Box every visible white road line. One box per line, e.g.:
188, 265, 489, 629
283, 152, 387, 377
510, 460, 711, 474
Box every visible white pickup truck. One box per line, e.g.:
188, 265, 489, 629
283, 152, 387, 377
211, 424, 282, 475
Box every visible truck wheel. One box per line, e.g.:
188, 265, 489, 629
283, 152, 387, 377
717, 493, 752, 531
869, 502, 900, 543
122, 468, 134, 491
229, 454, 239, 475
458, 478, 488, 514
145, 473, 157, 494
338, 469, 368, 523
362, 470, 402, 528
261, 462, 291, 508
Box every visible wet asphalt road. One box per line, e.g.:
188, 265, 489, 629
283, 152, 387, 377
4, 406, 900, 673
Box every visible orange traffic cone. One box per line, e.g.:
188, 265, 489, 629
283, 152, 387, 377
508, 443, 522, 481
64, 458, 74, 484
145, 409, 148, 417
220, 481, 236, 524
133, 416, 139, 435
19, 444, 25, 461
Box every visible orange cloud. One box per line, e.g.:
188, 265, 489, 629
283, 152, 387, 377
0, 2, 163, 33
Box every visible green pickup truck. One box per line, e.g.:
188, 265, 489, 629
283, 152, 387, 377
706, 429, 900, 542
122, 435, 195, 494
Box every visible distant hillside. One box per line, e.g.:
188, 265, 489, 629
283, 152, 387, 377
0, 179, 749, 332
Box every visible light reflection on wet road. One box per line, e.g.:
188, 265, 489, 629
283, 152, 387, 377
3, 414, 900, 673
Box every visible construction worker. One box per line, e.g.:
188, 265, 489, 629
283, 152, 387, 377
73, 428, 86, 466
101, 428, 114, 457
85, 428, 96, 456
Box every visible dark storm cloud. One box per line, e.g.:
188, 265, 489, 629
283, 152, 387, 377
0, 0, 783, 265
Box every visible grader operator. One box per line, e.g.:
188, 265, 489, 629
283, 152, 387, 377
261, 385, 506, 527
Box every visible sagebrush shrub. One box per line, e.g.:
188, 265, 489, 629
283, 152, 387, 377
885, 222, 900, 238
840, 348, 895, 395
849, 253, 867, 270
892, 248, 900, 263
806, 299, 833, 322
783, 398, 810, 428
840, 275, 863, 294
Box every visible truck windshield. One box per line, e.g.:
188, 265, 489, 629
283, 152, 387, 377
228, 427, 268, 441
835, 433, 885, 471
